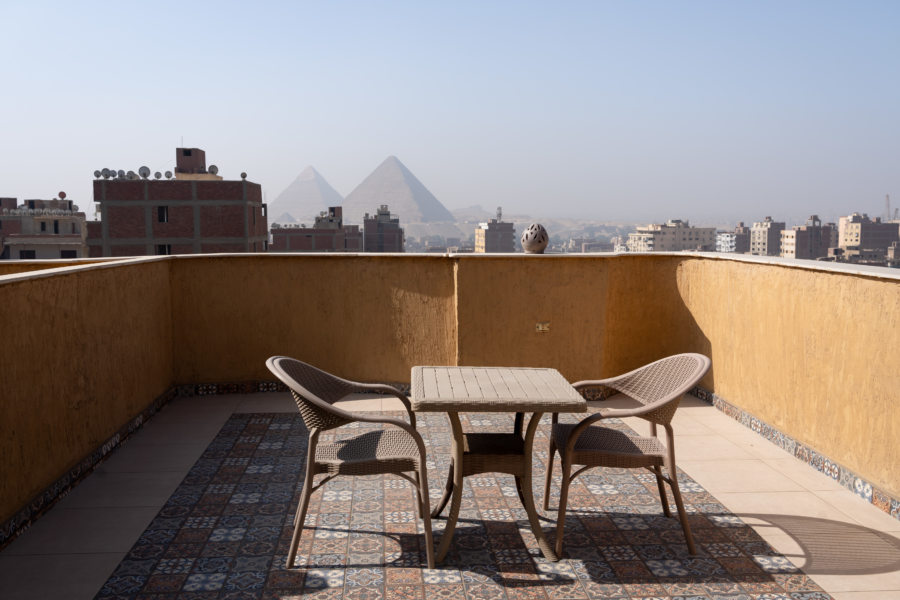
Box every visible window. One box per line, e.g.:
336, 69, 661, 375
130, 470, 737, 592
156, 244, 171, 255
53, 220, 59, 234
60, 250, 77, 258
19, 250, 36, 259
40, 222, 46, 232
158, 206, 168, 223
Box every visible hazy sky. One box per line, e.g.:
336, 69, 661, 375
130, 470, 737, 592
1, 1, 898, 225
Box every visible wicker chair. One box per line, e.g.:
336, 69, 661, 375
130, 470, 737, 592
543, 353, 711, 556
266, 356, 435, 569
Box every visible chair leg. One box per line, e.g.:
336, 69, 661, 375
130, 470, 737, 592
411, 472, 422, 519
543, 438, 556, 511
287, 432, 320, 569
417, 466, 435, 569
286, 465, 316, 568
554, 458, 573, 557
668, 469, 697, 555
653, 465, 672, 517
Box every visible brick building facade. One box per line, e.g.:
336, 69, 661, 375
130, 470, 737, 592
270, 206, 362, 252
86, 148, 268, 257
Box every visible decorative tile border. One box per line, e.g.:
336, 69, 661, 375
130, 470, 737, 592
691, 386, 900, 523
0, 386, 178, 552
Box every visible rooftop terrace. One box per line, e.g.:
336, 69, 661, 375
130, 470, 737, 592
0, 252, 898, 599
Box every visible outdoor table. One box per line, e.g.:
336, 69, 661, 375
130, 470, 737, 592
410, 366, 587, 562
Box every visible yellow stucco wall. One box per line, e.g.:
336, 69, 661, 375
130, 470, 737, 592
1, 253, 898, 525
0, 262, 174, 524
675, 257, 900, 498
169, 255, 458, 384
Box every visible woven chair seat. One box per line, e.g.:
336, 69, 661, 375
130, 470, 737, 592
315, 429, 420, 475
552, 423, 666, 468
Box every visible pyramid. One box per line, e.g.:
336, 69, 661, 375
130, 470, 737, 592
341, 156, 455, 225
267, 166, 344, 225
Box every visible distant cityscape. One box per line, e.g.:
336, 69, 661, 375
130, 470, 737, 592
1, 146, 898, 268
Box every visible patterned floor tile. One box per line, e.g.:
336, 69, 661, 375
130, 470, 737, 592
91, 411, 834, 600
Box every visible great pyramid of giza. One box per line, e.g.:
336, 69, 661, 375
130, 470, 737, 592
341, 156, 455, 225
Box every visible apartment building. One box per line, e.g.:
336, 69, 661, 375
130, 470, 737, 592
838, 213, 900, 252
781, 215, 837, 260
363, 205, 404, 252
716, 222, 751, 253
270, 206, 362, 252
626, 219, 715, 252
750, 216, 785, 256
0, 194, 87, 259
474, 216, 516, 253
86, 148, 268, 257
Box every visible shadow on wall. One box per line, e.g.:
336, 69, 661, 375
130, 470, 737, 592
601, 255, 714, 385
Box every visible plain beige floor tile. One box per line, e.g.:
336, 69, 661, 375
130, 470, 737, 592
60, 470, 185, 508
724, 429, 798, 460
762, 458, 848, 493
125, 417, 227, 446
810, 564, 900, 593
678, 459, 804, 494
0, 553, 123, 600
815, 489, 900, 532
4, 507, 159, 555
714, 491, 867, 524
98, 440, 208, 473
665, 434, 755, 461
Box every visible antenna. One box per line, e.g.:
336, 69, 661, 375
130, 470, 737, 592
496, 206, 502, 221
887, 194, 892, 221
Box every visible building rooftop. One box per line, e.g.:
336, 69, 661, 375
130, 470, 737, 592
0, 252, 897, 599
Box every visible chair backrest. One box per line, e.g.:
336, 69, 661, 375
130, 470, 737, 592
266, 356, 359, 431
609, 353, 711, 424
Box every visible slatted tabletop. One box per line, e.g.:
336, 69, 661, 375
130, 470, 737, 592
410, 366, 587, 413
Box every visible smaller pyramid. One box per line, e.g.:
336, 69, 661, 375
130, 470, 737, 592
341, 156, 455, 225
268, 166, 344, 225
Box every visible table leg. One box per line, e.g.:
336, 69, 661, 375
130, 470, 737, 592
431, 460, 454, 518
520, 412, 559, 561
435, 412, 465, 562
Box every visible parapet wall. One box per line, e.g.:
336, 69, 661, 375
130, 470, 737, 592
0, 253, 897, 528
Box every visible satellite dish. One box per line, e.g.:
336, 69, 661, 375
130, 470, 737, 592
101, 168, 110, 178
126, 170, 136, 180
117, 170, 125, 178
93, 170, 101, 179
154, 171, 162, 179
164, 171, 172, 179
59, 191, 66, 199
139, 166, 150, 178
208, 164, 218, 175
240, 172, 247, 180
